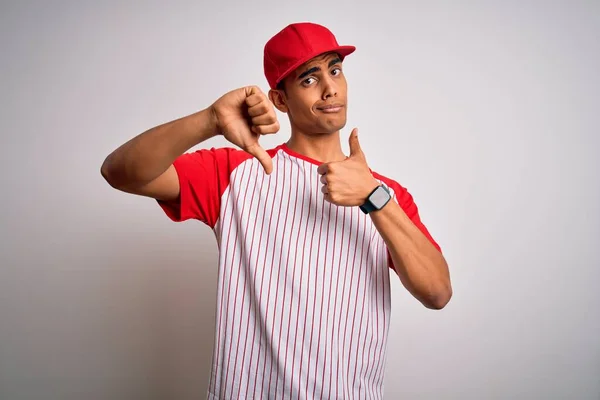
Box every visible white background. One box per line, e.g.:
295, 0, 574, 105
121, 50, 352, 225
1, 1, 598, 399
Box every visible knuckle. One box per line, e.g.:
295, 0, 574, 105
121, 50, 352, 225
262, 127, 275, 135
252, 114, 265, 125
259, 103, 269, 114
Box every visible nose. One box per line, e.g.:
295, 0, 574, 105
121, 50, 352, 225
321, 74, 337, 100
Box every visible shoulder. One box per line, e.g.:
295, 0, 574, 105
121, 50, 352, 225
174, 145, 286, 178
184, 145, 283, 164
183, 146, 250, 163
176, 146, 252, 173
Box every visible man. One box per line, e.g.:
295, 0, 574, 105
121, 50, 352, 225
102, 22, 451, 399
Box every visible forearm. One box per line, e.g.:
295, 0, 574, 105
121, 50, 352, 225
370, 199, 452, 309
101, 107, 217, 188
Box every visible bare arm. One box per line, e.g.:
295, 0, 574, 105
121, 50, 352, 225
100, 108, 217, 201
318, 129, 452, 309
101, 86, 279, 202
369, 199, 452, 309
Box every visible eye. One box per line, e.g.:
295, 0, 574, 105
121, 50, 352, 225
302, 77, 317, 86
331, 67, 342, 76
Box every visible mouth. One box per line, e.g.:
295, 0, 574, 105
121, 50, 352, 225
317, 104, 345, 113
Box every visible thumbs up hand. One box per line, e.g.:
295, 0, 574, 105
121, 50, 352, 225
317, 128, 380, 206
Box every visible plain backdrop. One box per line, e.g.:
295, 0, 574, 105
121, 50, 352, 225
1, 1, 599, 399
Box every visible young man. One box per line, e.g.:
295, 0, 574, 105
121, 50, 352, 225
102, 22, 451, 399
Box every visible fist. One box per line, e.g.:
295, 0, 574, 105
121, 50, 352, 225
317, 128, 380, 206
210, 86, 280, 174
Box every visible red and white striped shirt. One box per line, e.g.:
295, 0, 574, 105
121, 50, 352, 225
159, 143, 440, 399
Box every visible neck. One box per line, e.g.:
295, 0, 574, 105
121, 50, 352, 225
285, 129, 347, 164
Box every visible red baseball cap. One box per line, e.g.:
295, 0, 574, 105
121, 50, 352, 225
264, 22, 356, 89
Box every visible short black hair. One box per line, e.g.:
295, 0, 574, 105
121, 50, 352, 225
276, 79, 286, 93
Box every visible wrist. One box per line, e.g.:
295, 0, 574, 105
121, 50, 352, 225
190, 107, 220, 144
205, 105, 221, 137
359, 182, 392, 214
362, 178, 380, 202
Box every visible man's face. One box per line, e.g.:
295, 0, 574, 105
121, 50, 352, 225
271, 52, 348, 135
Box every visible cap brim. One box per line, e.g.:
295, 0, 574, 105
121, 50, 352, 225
274, 45, 356, 88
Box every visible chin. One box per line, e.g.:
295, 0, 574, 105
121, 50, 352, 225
325, 119, 347, 133
300, 117, 347, 135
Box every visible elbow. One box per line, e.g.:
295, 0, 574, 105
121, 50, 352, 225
100, 156, 124, 190
100, 159, 110, 183
422, 284, 453, 310
100, 158, 115, 186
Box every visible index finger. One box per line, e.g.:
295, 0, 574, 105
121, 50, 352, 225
245, 87, 266, 109
317, 163, 329, 175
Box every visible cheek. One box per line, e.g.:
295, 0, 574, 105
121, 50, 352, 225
289, 99, 318, 121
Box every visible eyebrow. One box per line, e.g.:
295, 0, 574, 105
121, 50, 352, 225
328, 57, 342, 67
297, 57, 342, 81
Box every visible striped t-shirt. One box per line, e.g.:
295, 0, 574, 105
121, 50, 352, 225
158, 143, 441, 399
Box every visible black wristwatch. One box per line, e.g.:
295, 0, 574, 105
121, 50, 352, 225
359, 184, 391, 214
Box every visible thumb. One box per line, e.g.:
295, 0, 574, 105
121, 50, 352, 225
245, 143, 273, 174
349, 128, 364, 158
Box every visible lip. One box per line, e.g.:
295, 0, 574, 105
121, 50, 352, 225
317, 104, 345, 113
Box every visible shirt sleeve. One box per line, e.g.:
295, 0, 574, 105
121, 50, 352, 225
157, 147, 250, 228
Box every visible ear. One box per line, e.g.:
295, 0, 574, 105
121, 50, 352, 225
269, 89, 289, 113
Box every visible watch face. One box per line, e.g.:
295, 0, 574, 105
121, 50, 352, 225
370, 186, 390, 208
